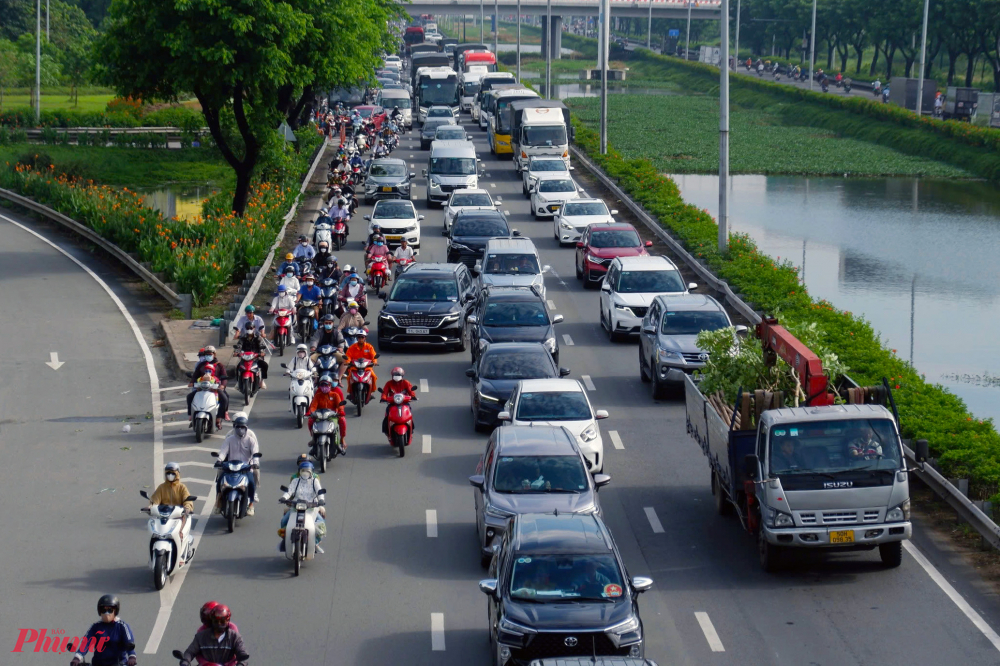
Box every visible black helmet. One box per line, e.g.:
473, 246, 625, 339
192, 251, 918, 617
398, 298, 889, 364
233, 416, 249, 429
322, 314, 336, 323
97, 594, 120, 615
298, 234, 308, 242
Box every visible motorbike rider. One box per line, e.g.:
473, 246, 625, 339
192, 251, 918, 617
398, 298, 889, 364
338, 272, 368, 317
380, 366, 418, 436
393, 238, 414, 277
390, 105, 403, 124
331, 197, 352, 233
278, 266, 301, 295
872, 77, 882, 95
318, 255, 341, 282
349, 151, 364, 171
198, 601, 239, 633
338, 300, 365, 332
148, 462, 194, 532
307, 375, 347, 452
314, 240, 333, 268
215, 416, 260, 515
236, 322, 269, 389
298, 273, 322, 306
289, 453, 318, 481
366, 236, 392, 282
292, 234, 316, 264
269, 284, 298, 343
231, 304, 265, 341
277, 252, 300, 276
278, 460, 327, 552
179, 605, 248, 666
366, 223, 384, 249
341, 328, 377, 404
310, 314, 347, 356
288, 343, 317, 375
70, 595, 137, 666
187, 347, 229, 429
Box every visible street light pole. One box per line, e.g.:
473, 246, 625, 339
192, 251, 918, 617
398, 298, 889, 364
494, 0, 499, 53
516, 0, 521, 82
734, 0, 741, 67
685, 0, 692, 62
647, 0, 652, 50
35, 0, 41, 123
808, 0, 817, 91
916, 0, 930, 116
480, 0, 484, 43
719, 0, 729, 252
546, 0, 552, 99
600, 0, 609, 153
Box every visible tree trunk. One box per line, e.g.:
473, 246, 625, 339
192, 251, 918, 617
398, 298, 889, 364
869, 43, 881, 76
194, 84, 260, 217
827, 41, 835, 70
854, 44, 865, 73
232, 167, 253, 216
884, 44, 896, 78
287, 85, 313, 130
947, 47, 958, 86
965, 54, 978, 87
904, 54, 914, 77
837, 42, 849, 72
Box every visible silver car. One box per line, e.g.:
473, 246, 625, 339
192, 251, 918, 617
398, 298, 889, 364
468, 425, 610, 567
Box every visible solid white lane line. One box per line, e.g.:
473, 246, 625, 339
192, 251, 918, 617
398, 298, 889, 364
163, 445, 218, 454
903, 541, 1000, 652
162, 408, 187, 416
609, 430, 624, 450
157, 385, 189, 393
490, 183, 496, 188
420, 378, 429, 393
547, 299, 556, 309
581, 375, 596, 391
422, 434, 432, 454
562, 334, 574, 346
409, 154, 414, 158
694, 612, 725, 652
431, 613, 446, 651
156, 397, 187, 406
644, 507, 665, 534
176, 461, 216, 468
426, 510, 438, 537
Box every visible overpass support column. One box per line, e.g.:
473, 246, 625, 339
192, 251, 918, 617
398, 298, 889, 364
551, 15, 562, 59
540, 16, 548, 65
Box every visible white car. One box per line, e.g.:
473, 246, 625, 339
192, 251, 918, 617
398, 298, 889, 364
498, 378, 609, 473
599, 255, 697, 341
384, 55, 402, 67
365, 199, 424, 249
529, 173, 582, 219
521, 156, 572, 197
443, 188, 503, 231
553, 199, 618, 246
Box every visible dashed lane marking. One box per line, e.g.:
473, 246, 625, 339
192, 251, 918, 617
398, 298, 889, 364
420, 378, 429, 393
422, 434, 432, 454
644, 507, 665, 534
695, 612, 725, 652
581, 375, 596, 391
609, 431, 624, 450
161, 421, 189, 428
156, 397, 186, 406
176, 461, 216, 468
431, 613, 446, 651
158, 385, 189, 393
163, 446, 218, 454
562, 334, 574, 346
426, 510, 438, 537
162, 408, 187, 417
547, 300, 555, 309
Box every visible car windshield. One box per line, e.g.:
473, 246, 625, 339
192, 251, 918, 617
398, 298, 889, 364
463, 82, 481, 95
424, 119, 454, 132
539, 179, 575, 193
484, 253, 540, 275
428, 107, 453, 117
454, 217, 508, 236
590, 229, 640, 248
769, 418, 903, 476
386, 97, 411, 109
616, 269, 684, 293
357, 107, 375, 117
523, 125, 567, 147
660, 310, 730, 335
516, 391, 591, 421
373, 202, 414, 219
389, 277, 459, 302
435, 128, 466, 140
369, 163, 406, 177
563, 202, 607, 217
480, 351, 552, 379
493, 455, 589, 493
430, 157, 477, 175
510, 554, 625, 602
531, 160, 566, 173
451, 193, 493, 207
483, 301, 548, 326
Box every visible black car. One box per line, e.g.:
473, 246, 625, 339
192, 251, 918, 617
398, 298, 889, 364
364, 158, 415, 204
377, 263, 478, 351
480, 513, 654, 666
467, 342, 569, 431
468, 286, 564, 365
445, 209, 519, 268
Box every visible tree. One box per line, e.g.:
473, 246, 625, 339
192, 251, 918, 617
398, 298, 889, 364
14, 34, 62, 111
61, 40, 91, 106
0, 39, 17, 110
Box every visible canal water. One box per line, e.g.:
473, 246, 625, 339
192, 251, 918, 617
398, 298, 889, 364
671, 174, 1000, 423
139, 185, 218, 222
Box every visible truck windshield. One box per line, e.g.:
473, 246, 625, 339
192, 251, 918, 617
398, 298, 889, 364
463, 82, 481, 95
768, 418, 903, 477
523, 125, 567, 146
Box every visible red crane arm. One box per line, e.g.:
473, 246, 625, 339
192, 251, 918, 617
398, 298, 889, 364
755, 317, 833, 406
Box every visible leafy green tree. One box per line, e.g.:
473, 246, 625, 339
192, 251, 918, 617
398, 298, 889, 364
0, 39, 17, 109
14, 34, 63, 111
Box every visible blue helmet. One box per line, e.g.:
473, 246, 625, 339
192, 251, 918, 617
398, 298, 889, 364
298, 461, 315, 472
349, 273, 360, 281
277, 284, 287, 292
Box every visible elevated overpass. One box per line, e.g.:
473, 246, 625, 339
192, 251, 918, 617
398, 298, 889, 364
404, 0, 720, 19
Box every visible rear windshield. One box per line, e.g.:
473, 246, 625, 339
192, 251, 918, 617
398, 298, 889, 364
480, 351, 552, 379
484, 254, 540, 275
463, 82, 481, 95
372, 201, 414, 219
435, 128, 466, 140
562, 202, 607, 217
428, 108, 453, 117
454, 217, 508, 237
590, 229, 639, 248
493, 455, 588, 493
539, 180, 575, 193
384, 97, 411, 109
616, 269, 684, 294
451, 193, 493, 207
660, 310, 730, 335
516, 391, 591, 421
483, 301, 548, 326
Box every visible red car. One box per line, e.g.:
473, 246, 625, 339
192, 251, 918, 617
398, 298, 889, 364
575, 222, 653, 288
353, 105, 386, 130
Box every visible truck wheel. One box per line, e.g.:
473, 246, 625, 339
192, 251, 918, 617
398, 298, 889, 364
712, 472, 733, 516
879, 541, 903, 568
758, 528, 783, 573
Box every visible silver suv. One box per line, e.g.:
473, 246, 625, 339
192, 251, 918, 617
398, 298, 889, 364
476, 237, 549, 299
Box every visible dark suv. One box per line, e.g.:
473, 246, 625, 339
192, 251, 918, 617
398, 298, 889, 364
480, 513, 653, 665
376, 263, 478, 351
444, 209, 519, 268
468, 286, 564, 365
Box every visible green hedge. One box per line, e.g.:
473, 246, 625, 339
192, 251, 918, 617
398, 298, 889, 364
571, 118, 1000, 501
0, 105, 204, 130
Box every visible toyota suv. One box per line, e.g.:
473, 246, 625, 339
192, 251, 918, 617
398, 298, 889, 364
599, 255, 697, 342
479, 512, 653, 665
376, 263, 478, 351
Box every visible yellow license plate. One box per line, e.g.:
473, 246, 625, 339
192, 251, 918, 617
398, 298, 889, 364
385, 235, 402, 241
830, 530, 855, 544
382, 186, 392, 192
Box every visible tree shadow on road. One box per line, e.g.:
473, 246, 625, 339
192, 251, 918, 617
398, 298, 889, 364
366, 521, 482, 581
356, 628, 490, 665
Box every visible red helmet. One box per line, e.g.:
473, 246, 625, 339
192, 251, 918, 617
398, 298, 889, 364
200, 601, 219, 626
211, 604, 232, 632
391, 366, 405, 378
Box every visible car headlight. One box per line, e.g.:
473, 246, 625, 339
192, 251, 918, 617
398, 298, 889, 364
766, 507, 794, 528
429, 179, 440, 190
614, 303, 633, 315
560, 221, 574, 230
478, 391, 501, 403
543, 337, 556, 353
499, 616, 535, 636
580, 424, 598, 442
886, 499, 910, 522
586, 254, 602, 263
606, 615, 640, 636
485, 504, 515, 520
658, 349, 682, 360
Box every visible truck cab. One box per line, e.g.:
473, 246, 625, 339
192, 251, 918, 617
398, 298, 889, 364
511, 103, 572, 172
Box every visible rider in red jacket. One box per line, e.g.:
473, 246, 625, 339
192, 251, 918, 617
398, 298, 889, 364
380, 366, 417, 435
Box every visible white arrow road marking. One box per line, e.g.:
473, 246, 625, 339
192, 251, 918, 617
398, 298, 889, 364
45, 352, 64, 370
157, 385, 189, 393
644, 507, 665, 533
609, 430, 624, 450
422, 434, 432, 454
431, 613, 446, 651
695, 612, 725, 652
175, 461, 216, 468
581, 375, 596, 391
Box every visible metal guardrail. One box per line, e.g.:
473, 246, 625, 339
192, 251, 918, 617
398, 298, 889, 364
571, 143, 1000, 551
0, 187, 189, 313
569, 145, 761, 325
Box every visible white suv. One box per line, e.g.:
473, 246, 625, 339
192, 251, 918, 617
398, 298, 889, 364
599, 255, 697, 341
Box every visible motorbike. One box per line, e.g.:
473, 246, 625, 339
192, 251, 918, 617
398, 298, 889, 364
345, 348, 377, 417
297, 258, 315, 277
188, 376, 220, 443
872, 85, 882, 98
140, 489, 198, 590
821, 80, 829, 93
844, 82, 853, 93
368, 256, 389, 293
298, 300, 319, 343
309, 408, 342, 472
332, 217, 348, 251
279, 488, 327, 576
235, 348, 262, 406
315, 344, 341, 376
314, 221, 333, 249
273, 308, 295, 356
384, 390, 415, 458
320, 278, 339, 316
882, 88, 890, 103
211, 451, 262, 533
393, 255, 415, 280
281, 365, 315, 429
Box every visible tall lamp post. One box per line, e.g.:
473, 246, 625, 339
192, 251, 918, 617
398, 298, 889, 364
546, 0, 552, 99
734, 0, 741, 66
647, 0, 653, 49
719, 0, 729, 251
35, 0, 41, 123
516, 0, 521, 81
685, 0, 692, 61
480, 0, 485, 43
599, 0, 609, 153
808, 0, 817, 91
915, 0, 930, 116
494, 0, 499, 53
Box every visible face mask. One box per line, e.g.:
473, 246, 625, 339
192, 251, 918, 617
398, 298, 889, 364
349, 308, 358, 314
166, 473, 177, 482
350, 281, 358, 287
392, 375, 403, 382
234, 427, 247, 437
324, 324, 333, 331
286, 273, 294, 278
297, 352, 306, 358
299, 471, 313, 480
320, 386, 331, 393
200, 356, 212, 363
305, 282, 314, 287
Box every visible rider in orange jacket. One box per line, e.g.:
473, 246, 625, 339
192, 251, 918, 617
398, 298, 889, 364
341, 329, 378, 403
307, 375, 347, 452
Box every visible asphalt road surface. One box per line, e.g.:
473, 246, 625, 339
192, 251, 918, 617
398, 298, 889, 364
4, 105, 1000, 665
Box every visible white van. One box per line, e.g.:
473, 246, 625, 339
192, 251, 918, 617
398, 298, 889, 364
477, 237, 550, 299
460, 70, 485, 113
377, 89, 412, 128
422, 140, 482, 207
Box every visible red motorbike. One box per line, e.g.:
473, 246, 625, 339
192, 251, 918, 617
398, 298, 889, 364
384, 391, 415, 458
272, 308, 294, 356
351, 164, 362, 186
346, 355, 376, 417
368, 256, 389, 293
236, 349, 261, 406
332, 217, 348, 251
393, 255, 415, 280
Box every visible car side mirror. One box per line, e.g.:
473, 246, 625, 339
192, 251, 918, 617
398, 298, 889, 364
441, 228, 449, 236
642, 325, 655, 334
559, 368, 571, 377
495, 196, 503, 203
512, 229, 521, 237
422, 169, 428, 177
632, 576, 654, 593
610, 209, 619, 215
576, 241, 584, 248
466, 314, 478, 325
478, 578, 499, 597
594, 409, 609, 420
593, 473, 611, 488
280, 485, 289, 492
465, 368, 477, 378
497, 411, 511, 422
569, 165, 576, 170
541, 265, 551, 274
644, 240, 653, 248
744, 453, 759, 480
552, 314, 564, 324
469, 474, 485, 489
474, 260, 482, 272
915, 439, 929, 464
363, 215, 371, 221
139, 490, 149, 499
600, 282, 611, 292
688, 282, 698, 291
734, 324, 748, 335
409, 172, 416, 179
418, 215, 425, 221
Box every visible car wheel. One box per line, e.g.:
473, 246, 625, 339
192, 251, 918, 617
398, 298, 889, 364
473, 405, 489, 433
454, 326, 467, 352
759, 526, 784, 573
650, 361, 665, 398
583, 267, 598, 289
639, 346, 651, 383
607, 312, 622, 342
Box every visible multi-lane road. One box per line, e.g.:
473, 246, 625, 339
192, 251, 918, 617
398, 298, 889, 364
4, 106, 1000, 665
